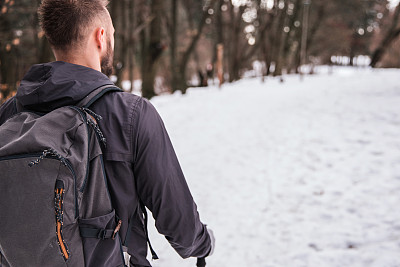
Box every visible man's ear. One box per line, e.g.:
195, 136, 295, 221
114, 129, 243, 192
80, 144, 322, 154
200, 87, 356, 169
95, 27, 106, 52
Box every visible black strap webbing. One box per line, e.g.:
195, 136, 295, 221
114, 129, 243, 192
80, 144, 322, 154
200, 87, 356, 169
140, 201, 159, 260
15, 98, 24, 113
196, 257, 206, 267
79, 227, 115, 240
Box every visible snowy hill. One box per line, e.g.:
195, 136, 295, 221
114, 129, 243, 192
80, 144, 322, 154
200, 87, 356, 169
145, 67, 400, 267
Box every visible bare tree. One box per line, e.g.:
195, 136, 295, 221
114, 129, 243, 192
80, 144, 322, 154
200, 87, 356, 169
171, 0, 218, 93
140, 0, 165, 99
0, 0, 43, 103
370, 2, 400, 67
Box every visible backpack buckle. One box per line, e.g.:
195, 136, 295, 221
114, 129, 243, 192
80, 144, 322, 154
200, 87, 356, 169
97, 229, 107, 240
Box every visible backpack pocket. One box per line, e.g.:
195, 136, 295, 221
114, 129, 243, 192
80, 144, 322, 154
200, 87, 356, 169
79, 210, 125, 267
0, 156, 70, 267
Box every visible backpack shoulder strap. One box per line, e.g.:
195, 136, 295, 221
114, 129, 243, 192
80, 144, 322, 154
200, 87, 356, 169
15, 85, 123, 112
15, 98, 24, 113
77, 85, 123, 108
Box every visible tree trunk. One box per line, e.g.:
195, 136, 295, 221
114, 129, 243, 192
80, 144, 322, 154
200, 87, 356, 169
242, 3, 275, 63
258, 1, 278, 77
170, 0, 179, 92
141, 0, 164, 99
295, 3, 324, 73
176, 0, 218, 93
0, 6, 17, 103
110, 0, 124, 88
370, 2, 400, 67
273, 1, 289, 76
0, 46, 18, 103
283, 0, 301, 73
228, 5, 245, 82
128, 0, 136, 92
211, 0, 224, 82
33, 1, 54, 64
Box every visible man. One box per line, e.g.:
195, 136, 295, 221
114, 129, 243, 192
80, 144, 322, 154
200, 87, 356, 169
0, 0, 214, 266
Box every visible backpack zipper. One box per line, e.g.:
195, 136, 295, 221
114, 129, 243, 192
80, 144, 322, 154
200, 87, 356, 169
69, 106, 91, 195
71, 106, 106, 193
55, 179, 70, 260
27, 149, 79, 218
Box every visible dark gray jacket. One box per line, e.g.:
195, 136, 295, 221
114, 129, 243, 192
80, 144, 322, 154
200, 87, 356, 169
0, 61, 211, 266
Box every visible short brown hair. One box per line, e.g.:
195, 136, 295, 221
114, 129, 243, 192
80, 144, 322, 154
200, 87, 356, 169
38, 0, 109, 49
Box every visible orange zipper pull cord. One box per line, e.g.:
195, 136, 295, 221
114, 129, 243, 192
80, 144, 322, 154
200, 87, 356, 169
112, 220, 122, 240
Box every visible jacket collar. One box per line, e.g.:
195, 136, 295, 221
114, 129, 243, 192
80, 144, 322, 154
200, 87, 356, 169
16, 61, 114, 112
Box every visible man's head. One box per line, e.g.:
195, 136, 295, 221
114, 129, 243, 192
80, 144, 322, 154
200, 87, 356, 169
38, 0, 114, 76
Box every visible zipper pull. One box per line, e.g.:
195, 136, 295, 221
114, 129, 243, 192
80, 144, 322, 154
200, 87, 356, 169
82, 108, 107, 148
112, 220, 122, 240
82, 107, 102, 121
55, 179, 70, 260
29, 148, 67, 167
55, 180, 64, 222
86, 117, 107, 148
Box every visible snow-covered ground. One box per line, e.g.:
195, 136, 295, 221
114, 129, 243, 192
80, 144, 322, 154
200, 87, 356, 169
145, 66, 400, 267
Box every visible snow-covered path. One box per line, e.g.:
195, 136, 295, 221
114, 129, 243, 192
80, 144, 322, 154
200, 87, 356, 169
146, 67, 400, 267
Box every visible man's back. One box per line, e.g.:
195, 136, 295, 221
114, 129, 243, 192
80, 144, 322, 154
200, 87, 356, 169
1, 0, 213, 264
0, 61, 212, 266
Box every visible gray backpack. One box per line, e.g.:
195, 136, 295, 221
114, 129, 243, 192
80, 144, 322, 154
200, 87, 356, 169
0, 86, 126, 267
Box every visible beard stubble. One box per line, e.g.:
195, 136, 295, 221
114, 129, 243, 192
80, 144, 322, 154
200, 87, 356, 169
101, 38, 113, 77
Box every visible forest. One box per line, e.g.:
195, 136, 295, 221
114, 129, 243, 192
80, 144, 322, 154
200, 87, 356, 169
0, 0, 399, 103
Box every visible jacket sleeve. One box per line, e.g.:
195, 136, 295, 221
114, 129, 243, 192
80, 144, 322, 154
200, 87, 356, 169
132, 98, 211, 259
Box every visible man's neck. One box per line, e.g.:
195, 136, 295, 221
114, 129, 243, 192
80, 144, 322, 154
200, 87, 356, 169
53, 50, 101, 73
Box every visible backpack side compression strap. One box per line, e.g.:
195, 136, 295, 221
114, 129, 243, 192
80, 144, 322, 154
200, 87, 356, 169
80, 227, 115, 240
139, 201, 159, 260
